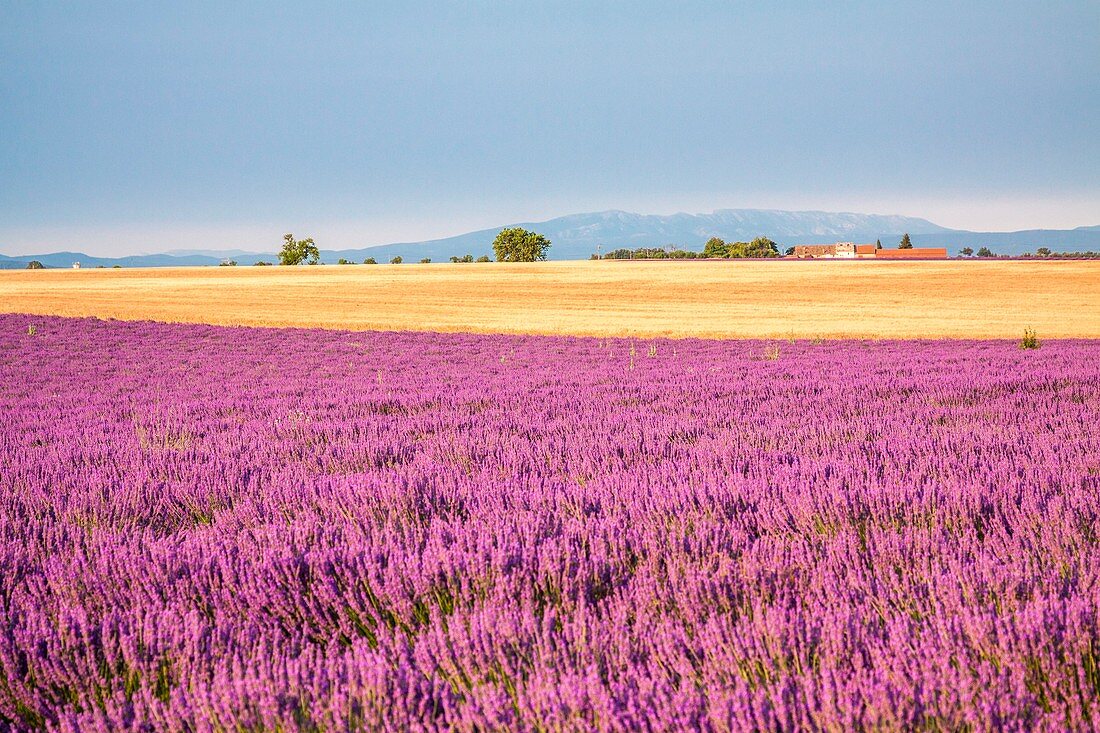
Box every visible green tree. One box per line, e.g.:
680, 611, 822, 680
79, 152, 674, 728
492, 228, 552, 262
959, 247, 973, 257
726, 241, 747, 258
278, 233, 320, 265
977, 246, 993, 258
899, 233, 913, 249
363, 257, 377, 264
219, 259, 237, 266
702, 237, 728, 258
337, 258, 352, 265
1036, 247, 1051, 257
743, 236, 780, 258
254, 261, 272, 266
390, 256, 403, 264
26, 260, 44, 269
875, 239, 882, 249
419, 258, 431, 264
476, 255, 491, 263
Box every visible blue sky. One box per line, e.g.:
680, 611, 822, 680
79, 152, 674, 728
1, 1, 1097, 256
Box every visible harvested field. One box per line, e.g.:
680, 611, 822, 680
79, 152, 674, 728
2, 260, 1098, 338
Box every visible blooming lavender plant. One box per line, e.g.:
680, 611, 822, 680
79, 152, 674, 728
0, 315, 1098, 731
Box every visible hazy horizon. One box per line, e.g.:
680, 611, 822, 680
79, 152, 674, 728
3, 203, 1100, 259
3, 2, 1097, 257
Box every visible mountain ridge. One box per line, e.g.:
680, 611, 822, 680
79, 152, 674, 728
2, 209, 1098, 267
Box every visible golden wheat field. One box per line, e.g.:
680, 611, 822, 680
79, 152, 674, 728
2, 260, 1098, 339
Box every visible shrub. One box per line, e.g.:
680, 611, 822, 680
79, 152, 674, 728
363, 258, 377, 265
419, 258, 431, 264
390, 256, 403, 265
476, 256, 491, 263
253, 261, 272, 266
1019, 328, 1040, 350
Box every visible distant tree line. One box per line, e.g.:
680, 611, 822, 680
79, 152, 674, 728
1017, 249, 1100, 259
598, 247, 702, 260
592, 236, 781, 260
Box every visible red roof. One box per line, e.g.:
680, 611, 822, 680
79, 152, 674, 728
855, 244, 877, 255
875, 248, 948, 259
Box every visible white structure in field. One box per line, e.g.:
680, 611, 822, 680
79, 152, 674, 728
72, 262, 81, 269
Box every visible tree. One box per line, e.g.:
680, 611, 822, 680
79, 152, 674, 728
977, 247, 993, 258
337, 258, 353, 265
899, 233, 913, 249
254, 261, 272, 266
1036, 247, 1052, 257
959, 247, 973, 257
476, 255, 491, 263
703, 237, 728, 258
26, 260, 44, 269
419, 258, 431, 264
390, 256, 403, 264
363, 258, 377, 264
278, 233, 320, 266
492, 228, 551, 262
219, 260, 237, 267
875, 239, 882, 250
743, 236, 780, 258
784, 246, 796, 256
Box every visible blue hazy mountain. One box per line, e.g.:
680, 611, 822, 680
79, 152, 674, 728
327, 209, 953, 262
3, 210, 1099, 266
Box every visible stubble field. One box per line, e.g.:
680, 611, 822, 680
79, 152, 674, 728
2, 259, 1099, 339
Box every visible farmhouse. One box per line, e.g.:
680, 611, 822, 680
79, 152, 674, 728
792, 242, 947, 259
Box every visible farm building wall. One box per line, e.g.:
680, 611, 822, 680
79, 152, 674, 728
793, 245, 837, 258
875, 248, 949, 259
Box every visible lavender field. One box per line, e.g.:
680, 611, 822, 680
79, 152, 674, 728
2, 315, 1099, 731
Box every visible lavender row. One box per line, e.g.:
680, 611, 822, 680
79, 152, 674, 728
1, 315, 1098, 731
